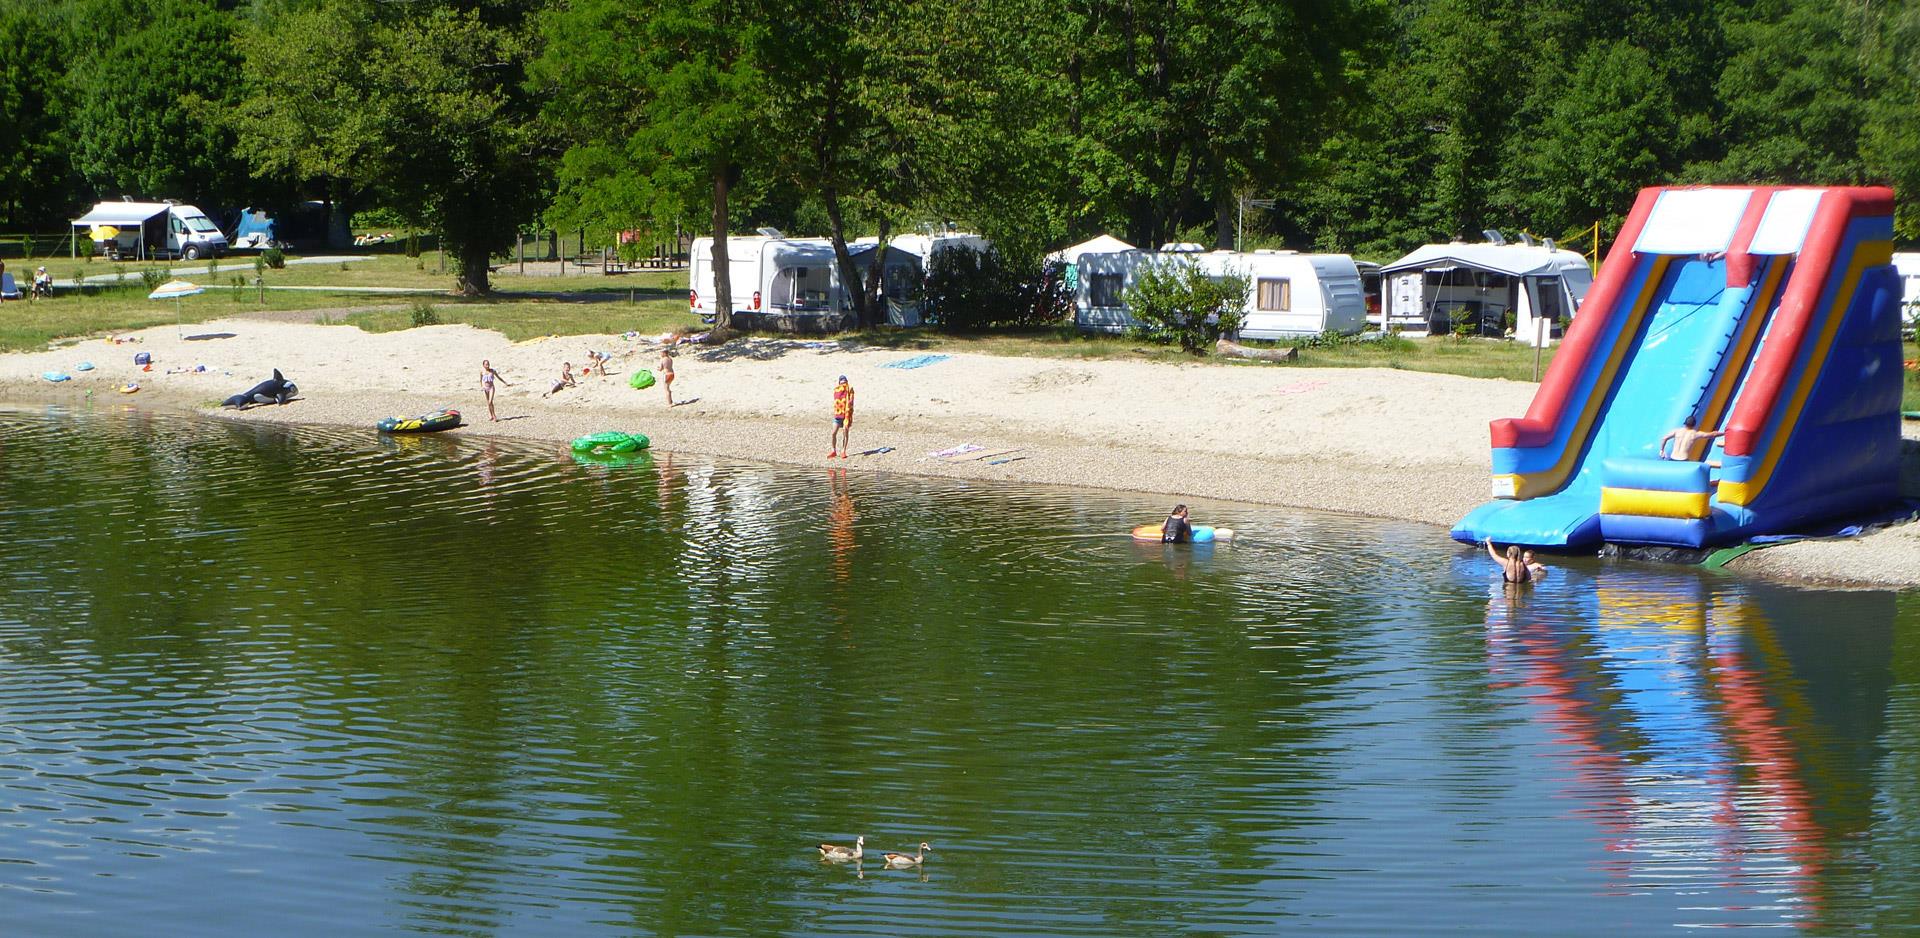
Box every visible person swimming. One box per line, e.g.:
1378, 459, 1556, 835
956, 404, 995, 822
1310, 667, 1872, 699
1161, 504, 1193, 544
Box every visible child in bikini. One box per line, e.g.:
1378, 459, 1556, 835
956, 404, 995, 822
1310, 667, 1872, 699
480, 359, 510, 421
659, 348, 676, 406
543, 362, 576, 397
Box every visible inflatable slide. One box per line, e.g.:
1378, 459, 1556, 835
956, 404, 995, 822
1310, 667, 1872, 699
1453, 186, 1905, 549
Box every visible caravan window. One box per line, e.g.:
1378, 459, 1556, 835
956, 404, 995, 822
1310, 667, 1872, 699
1089, 273, 1125, 308
1256, 278, 1292, 312
185, 215, 219, 233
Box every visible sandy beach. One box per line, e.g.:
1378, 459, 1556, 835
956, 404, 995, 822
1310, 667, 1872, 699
3, 314, 1914, 587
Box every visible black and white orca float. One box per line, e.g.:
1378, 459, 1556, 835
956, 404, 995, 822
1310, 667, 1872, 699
222, 369, 298, 409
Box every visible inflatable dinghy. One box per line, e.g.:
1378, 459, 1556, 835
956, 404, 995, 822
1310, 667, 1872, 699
377, 409, 462, 433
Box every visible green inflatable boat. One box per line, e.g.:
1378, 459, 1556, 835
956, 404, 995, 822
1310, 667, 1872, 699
571, 431, 650, 455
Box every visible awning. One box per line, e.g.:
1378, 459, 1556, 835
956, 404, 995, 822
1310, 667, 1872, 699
72, 203, 172, 227
1379, 242, 1586, 278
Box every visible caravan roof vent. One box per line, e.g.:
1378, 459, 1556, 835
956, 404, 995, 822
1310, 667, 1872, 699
1543, 238, 1558, 252
1517, 232, 1536, 246
1482, 229, 1508, 245
1159, 242, 1206, 253
755, 226, 784, 238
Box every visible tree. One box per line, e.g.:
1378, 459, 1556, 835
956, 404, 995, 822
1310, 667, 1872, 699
0, 5, 75, 227
1124, 258, 1247, 352
539, 0, 774, 332
1703, 0, 1873, 186
1502, 41, 1680, 235
371, 4, 551, 295
229, 0, 382, 249
67, 0, 246, 205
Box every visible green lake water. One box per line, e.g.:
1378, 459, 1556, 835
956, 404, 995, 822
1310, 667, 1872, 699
1, 404, 1917, 935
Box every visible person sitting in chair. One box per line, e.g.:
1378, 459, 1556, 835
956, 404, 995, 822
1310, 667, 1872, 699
31, 266, 53, 299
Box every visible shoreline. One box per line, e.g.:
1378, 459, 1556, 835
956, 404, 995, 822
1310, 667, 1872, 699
3, 315, 1915, 588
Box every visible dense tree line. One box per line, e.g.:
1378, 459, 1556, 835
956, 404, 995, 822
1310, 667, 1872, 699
2, 0, 1916, 299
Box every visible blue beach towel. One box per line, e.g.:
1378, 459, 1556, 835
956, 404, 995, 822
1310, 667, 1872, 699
42, 371, 70, 382
881, 354, 952, 370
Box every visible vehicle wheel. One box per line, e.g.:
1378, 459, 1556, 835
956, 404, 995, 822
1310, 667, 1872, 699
183, 244, 201, 261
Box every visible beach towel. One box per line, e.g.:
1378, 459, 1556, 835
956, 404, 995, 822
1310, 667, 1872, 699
42, 371, 70, 382
881, 354, 952, 370
927, 443, 983, 458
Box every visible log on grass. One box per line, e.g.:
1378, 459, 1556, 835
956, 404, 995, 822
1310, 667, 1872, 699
1214, 337, 1298, 362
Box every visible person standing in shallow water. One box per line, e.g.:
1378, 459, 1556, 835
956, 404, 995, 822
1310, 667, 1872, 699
1486, 537, 1532, 584
829, 375, 854, 459
659, 347, 676, 406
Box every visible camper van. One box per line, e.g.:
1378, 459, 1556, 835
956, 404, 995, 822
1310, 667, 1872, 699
1378, 240, 1592, 344
690, 233, 848, 329
70, 201, 229, 261
1074, 249, 1369, 338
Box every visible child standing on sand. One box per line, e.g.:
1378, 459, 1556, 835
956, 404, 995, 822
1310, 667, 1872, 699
829, 374, 854, 458
480, 359, 510, 421
659, 347, 676, 406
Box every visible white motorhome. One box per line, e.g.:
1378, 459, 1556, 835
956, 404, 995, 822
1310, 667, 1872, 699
690, 233, 848, 328
1893, 252, 1920, 326
1074, 249, 1369, 338
1377, 239, 1592, 344
70, 201, 229, 261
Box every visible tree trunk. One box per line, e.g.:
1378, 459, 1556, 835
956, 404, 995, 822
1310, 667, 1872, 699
1215, 188, 1234, 250
862, 217, 892, 325
453, 241, 491, 296
822, 185, 869, 329
709, 165, 734, 334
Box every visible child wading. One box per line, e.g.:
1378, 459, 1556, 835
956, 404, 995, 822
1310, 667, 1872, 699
480, 359, 510, 421
829, 375, 855, 459
659, 348, 676, 406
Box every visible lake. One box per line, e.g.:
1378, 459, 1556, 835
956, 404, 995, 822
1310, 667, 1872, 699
1, 404, 1915, 935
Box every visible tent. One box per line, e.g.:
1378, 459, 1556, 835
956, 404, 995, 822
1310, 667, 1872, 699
1047, 234, 1135, 265
1378, 241, 1593, 344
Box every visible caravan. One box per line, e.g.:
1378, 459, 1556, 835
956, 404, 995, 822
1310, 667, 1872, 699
1378, 239, 1592, 343
856, 231, 990, 326
690, 233, 848, 330
1074, 249, 1369, 337
1893, 252, 1920, 325
70, 201, 229, 261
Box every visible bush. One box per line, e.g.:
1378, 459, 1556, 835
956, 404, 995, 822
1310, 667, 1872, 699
230, 274, 247, 301
139, 266, 167, 292
261, 247, 287, 269
409, 301, 441, 326
1124, 258, 1246, 353
923, 247, 1069, 331
205, 257, 219, 280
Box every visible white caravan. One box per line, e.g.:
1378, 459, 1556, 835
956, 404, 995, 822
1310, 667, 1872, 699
690, 233, 848, 327
1074, 249, 1369, 338
1377, 240, 1592, 344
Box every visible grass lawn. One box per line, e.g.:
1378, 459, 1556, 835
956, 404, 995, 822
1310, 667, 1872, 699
60, 252, 687, 298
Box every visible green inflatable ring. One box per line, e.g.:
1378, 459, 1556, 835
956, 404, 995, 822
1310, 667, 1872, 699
629, 369, 656, 390
571, 431, 651, 454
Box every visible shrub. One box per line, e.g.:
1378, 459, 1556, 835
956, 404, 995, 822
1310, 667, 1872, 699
139, 266, 167, 292
205, 257, 219, 280
70, 268, 87, 295
1124, 257, 1246, 353
230, 274, 247, 301
262, 247, 286, 269
923, 247, 1070, 331
409, 301, 441, 326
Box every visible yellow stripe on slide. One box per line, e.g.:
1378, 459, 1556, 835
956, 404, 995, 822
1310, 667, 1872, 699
1509, 256, 1672, 500
1599, 487, 1712, 520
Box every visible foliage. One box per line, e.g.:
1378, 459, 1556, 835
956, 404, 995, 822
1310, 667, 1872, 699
261, 247, 286, 270
138, 266, 167, 292
1124, 258, 1246, 352
923, 247, 1069, 332
0, 6, 74, 228
67, 0, 247, 205
409, 301, 441, 326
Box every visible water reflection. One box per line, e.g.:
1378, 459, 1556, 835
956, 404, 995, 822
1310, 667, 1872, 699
1484, 566, 1895, 929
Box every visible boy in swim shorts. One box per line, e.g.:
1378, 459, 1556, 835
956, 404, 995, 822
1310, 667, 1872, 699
829, 375, 854, 458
